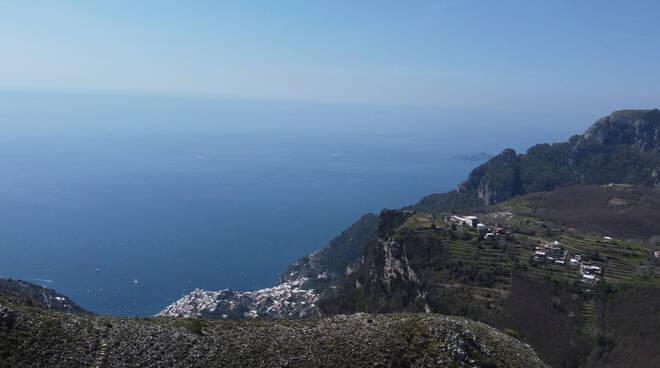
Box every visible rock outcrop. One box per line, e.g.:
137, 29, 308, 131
380, 239, 420, 288
584, 109, 660, 152
0, 306, 15, 329
457, 148, 523, 205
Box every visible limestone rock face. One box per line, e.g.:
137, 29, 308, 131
584, 109, 660, 152
457, 148, 523, 205
380, 239, 420, 288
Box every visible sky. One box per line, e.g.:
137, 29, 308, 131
1, 0, 659, 113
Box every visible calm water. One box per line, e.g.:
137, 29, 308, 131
0, 91, 589, 315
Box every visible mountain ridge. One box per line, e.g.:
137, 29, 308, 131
412, 109, 660, 213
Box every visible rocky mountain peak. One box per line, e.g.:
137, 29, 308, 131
498, 148, 518, 159
583, 109, 660, 152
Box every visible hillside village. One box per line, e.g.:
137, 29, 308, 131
158, 279, 319, 319
401, 201, 658, 293
451, 212, 653, 288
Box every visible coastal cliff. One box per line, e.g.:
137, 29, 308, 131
414, 109, 660, 212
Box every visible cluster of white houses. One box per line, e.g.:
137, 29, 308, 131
448, 215, 506, 240
449, 215, 480, 228
449, 214, 607, 285
531, 240, 567, 264
579, 263, 603, 285
530, 240, 604, 285
571, 253, 603, 285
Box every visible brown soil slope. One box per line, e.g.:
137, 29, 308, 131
513, 185, 660, 241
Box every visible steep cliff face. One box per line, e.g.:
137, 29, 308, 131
320, 210, 435, 315
369, 209, 425, 296
584, 109, 660, 151
380, 239, 420, 288
347, 238, 423, 293
457, 148, 523, 205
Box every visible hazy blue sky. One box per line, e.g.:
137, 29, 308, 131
1, 1, 658, 112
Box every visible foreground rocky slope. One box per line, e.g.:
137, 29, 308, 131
0, 290, 548, 368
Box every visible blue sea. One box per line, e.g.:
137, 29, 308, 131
0, 91, 590, 315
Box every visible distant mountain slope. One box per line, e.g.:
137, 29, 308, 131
277, 213, 379, 284
0, 290, 549, 368
413, 109, 660, 213
0, 278, 88, 314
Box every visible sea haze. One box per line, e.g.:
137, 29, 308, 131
0, 91, 587, 315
